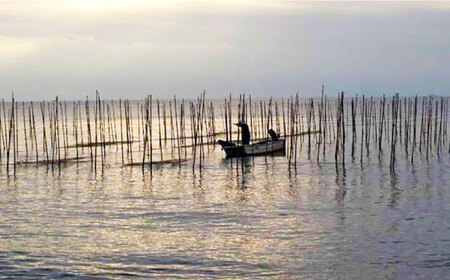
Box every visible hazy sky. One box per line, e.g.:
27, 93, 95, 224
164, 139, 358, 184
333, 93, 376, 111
1, 0, 449, 100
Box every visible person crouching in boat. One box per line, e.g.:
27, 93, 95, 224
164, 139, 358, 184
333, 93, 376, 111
268, 128, 280, 141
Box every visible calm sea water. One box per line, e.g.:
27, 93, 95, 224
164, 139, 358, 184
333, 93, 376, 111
0, 100, 449, 279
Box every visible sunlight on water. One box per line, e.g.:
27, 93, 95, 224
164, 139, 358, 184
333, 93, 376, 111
0, 99, 449, 279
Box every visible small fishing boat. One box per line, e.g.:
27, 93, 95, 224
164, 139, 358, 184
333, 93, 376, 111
218, 120, 285, 158
220, 139, 286, 158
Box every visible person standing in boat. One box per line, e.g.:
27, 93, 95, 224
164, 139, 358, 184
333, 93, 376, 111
235, 120, 250, 145
218, 120, 279, 148
217, 120, 250, 147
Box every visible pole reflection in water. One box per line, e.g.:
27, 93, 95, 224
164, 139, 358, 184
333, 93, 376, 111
0, 94, 449, 279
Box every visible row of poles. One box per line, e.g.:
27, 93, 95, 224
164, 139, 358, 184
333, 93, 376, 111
0, 91, 448, 174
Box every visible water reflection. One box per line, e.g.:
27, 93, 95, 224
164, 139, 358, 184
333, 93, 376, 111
389, 169, 400, 208
0, 145, 449, 279
335, 164, 347, 204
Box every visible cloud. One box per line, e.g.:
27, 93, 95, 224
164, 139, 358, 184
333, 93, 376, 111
0, 36, 36, 65
0, 1, 449, 99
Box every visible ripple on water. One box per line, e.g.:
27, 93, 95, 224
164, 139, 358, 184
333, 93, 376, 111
0, 145, 449, 279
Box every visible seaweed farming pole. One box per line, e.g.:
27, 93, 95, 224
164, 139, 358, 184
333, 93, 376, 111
437, 97, 443, 156
275, 100, 280, 134
191, 101, 198, 171
288, 95, 298, 168
162, 101, 167, 144
411, 96, 418, 163
289, 96, 296, 167
0, 102, 2, 163
206, 96, 212, 153
125, 100, 132, 165
14, 98, 18, 170
136, 103, 141, 151
141, 98, 147, 171
142, 96, 149, 172
73, 101, 79, 162
157, 99, 163, 161
183, 99, 187, 159
78, 101, 84, 153
94, 94, 98, 172
130, 100, 134, 165
149, 95, 153, 170
447, 98, 450, 154
317, 86, 324, 162
33, 102, 41, 163
390, 93, 399, 170
111, 100, 117, 150
55, 97, 61, 171
342, 93, 346, 141
119, 99, 124, 165
360, 95, 365, 164
378, 95, 386, 156
307, 98, 312, 159
6, 95, 14, 173
180, 99, 186, 158
85, 96, 93, 167
323, 94, 328, 156
224, 99, 229, 142
434, 99, 439, 148
63, 101, 69, 161
351, 97, 356, 160
198, 93, 205, 170
49, 102, 54, 170
2, 100, 7, 155
287, 97, 291, 166
22, 102, 28, 161
419, 97, 425, 153
50, 98, 57, 170
201, 91, 206, 160
258, 101, 263, 140
112, 101, 117, 145
439, 97, 446, 156
40, 102, 49, 167
294, 95, 300, 167
169, 101, 174, 156
211, 100, 216, 150
249, 95, 254, 141
2, 92, 448, 174
174, 96, 181, 163
97, 92, 106, 170
59, 102, 65, 161
106, 103, 112, 145
364, 98, 368, 156
443, 98, 447, 153
341, 92, 345, 166
125, 100, 130, 163
102, 98, 107, 166
229, 94, 232, 142
426, 97, 432, 161
282, 98, 287, 138
334, 93, 341, 166
404, 98, 409, 156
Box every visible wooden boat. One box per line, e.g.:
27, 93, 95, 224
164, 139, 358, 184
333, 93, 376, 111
222, 139, 286, 158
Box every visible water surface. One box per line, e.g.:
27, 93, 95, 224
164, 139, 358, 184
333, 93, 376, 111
0, 99, 449, 279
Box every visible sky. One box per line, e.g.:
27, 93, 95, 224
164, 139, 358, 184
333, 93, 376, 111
0, 0, 449, 100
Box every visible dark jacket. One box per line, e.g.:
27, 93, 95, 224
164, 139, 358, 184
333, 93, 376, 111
241, 123, 250, 145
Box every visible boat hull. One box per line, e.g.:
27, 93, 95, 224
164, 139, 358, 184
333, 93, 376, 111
222, 139, 285, 158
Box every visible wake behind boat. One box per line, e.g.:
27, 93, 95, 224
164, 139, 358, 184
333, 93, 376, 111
218, 121, 286, 158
